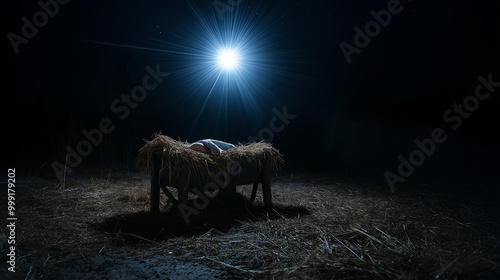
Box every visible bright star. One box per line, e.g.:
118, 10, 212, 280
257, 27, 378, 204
217, 49, 239, 70
86, 1, 299, 138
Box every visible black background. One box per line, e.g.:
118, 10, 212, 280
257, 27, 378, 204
2, 0, 499, 187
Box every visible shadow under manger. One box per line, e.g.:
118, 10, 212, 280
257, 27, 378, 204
95, 193, 311, 243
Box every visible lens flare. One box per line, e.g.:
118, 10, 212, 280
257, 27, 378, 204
217, 49, 239, 70
85, 1, 300, 137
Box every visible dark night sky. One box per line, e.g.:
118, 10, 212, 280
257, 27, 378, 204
2, 0, 500, 185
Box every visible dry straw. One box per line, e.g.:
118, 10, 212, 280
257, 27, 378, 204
136, 132, 285, 181
5, 174, 500, 279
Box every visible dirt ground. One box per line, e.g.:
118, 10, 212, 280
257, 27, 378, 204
1, 170, 499, 279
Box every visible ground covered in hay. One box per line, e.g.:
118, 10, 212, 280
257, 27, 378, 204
1, 170, 499, 279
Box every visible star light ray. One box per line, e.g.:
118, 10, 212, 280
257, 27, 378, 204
86, 0, 301, 138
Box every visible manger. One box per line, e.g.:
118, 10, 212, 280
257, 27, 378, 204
137, 133, 284, 215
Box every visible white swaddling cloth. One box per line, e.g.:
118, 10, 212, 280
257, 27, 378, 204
188, 139, 235, 153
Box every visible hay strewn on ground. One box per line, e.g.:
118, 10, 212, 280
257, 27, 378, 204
136, 133, 284, 181
1, 172, 499, 279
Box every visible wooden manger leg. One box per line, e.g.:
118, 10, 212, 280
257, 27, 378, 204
151, 155, 181, 212
160, 185, 178, 206
248, 182, 258, 206
261, 163, 272, 213
177, 176, 189, 206
150, 156, 161, 213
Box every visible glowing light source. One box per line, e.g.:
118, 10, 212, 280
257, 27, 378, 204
217, 49, 239, 70
88, 1, 297, 137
